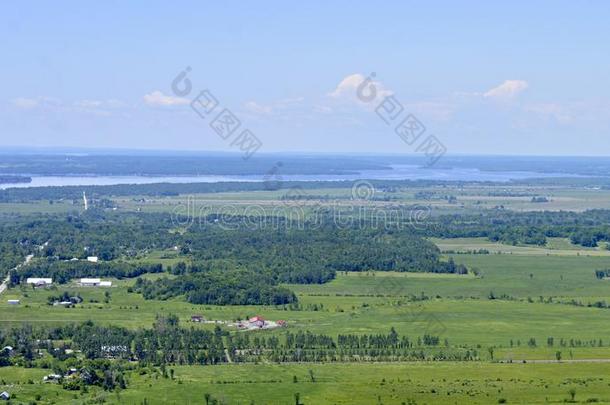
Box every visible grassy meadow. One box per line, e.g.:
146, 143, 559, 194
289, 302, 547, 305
3, 361, 610, 404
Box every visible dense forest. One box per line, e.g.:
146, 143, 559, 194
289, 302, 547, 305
133, 270, 297, 305
3, 211, 463, 304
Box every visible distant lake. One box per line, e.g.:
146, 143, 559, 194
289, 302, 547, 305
0, 165, 583, 189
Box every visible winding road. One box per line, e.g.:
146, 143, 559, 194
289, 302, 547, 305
0, 254, 34, 296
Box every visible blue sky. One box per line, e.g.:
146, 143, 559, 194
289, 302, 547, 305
1, 1, 609, 155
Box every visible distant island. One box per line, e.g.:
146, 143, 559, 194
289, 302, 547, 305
0, 175, 32, 185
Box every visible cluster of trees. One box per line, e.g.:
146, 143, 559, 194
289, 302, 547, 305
130, 226, 462, 304
415, 209, 610, 247
133, 270, 297, 306
0, 212, 180, 277
61, 360, 129, 391
0, 216, 41, 273
46, 291, 83, 305
185, 226, 458, 276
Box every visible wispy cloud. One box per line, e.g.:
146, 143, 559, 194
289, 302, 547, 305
143, 90, 189, 107
484, 80, 529, 100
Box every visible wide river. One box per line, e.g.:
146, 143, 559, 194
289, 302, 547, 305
0, 164, 581, 189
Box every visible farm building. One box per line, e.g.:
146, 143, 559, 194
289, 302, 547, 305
191, 315, 204, 322
79, 278, 111, 287
249, 316, 266, 328
80, 278, 101, 286
87, 256, 99, 263
26, 278, 52, 287
7, 299, 19, 305
236, 316, 285, 331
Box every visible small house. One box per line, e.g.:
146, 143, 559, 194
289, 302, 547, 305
87, 256, 99, 263
7, 299, 20, 305
191, 315, 204, 323
0, 391, 9, 400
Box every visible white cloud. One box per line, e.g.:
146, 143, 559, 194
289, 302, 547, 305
328, 73, 393, 105
73, 99, 127, 109
484, 80, 529, 99
143, 91, 189, 107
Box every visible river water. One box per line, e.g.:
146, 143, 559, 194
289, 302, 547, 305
0, 165, 581, 189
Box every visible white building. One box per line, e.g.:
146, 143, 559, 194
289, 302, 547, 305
26, 278, 52, 286
79, 278, 111, 287
87, 256, 99, 263
79, 278, 101, 286
7, 300, 20, 305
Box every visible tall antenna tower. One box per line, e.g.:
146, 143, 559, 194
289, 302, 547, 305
83, 191, 88, 211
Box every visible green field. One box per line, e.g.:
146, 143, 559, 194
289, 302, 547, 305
4, 252, 610, 356
3, 362, 610, 404
4, 183, 610, 403
432, 237, 610, 256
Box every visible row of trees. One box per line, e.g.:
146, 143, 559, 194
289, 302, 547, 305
1, 319, 454, 367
